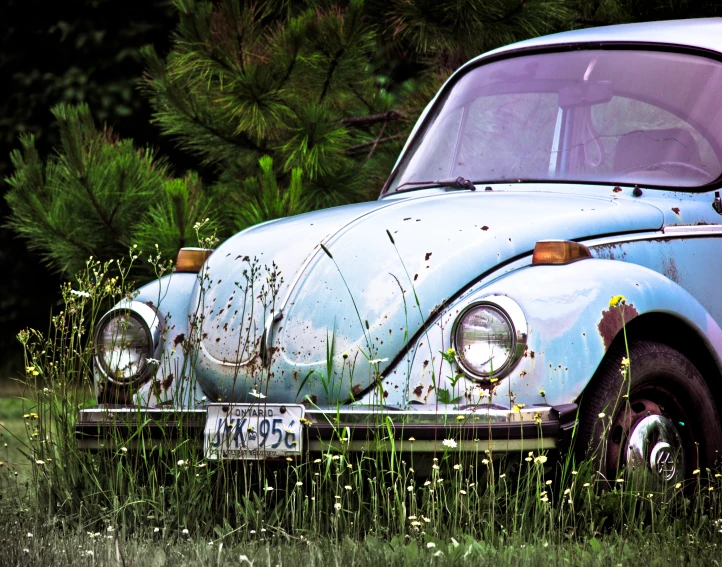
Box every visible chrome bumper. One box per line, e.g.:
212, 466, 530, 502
75, 403, 578, 454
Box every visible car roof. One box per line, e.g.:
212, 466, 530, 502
474, 18, 722, 64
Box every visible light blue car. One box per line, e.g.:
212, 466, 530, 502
78, 18, 722, 484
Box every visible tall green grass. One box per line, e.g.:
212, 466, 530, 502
2, 251, 721, 557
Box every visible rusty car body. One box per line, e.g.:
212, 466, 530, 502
78, 18, 722, 482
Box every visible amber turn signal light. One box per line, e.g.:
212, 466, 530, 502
532, 240, 592, 266
175, 247, 213, 272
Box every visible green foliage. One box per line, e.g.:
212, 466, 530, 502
231, 156, 307, 228
142, 0, 406, 211
379, 0, 572, 71
5, 104, 213, 276
8, 0, 722, 284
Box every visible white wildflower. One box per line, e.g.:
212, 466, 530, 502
442, 438, 457, 449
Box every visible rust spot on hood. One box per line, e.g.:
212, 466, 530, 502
598, 303, 639, 349
173, 333, 185, 346
162, 373, 174, 391
671, 207, 681, 215
351, 384, 363, 398
413, 384, 424, 397
425, 252, 432, 261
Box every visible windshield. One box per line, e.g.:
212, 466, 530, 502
386, 49, 722, 193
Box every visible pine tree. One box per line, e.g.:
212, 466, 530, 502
5, 104, 216, 276
8, 0, 683, 280
141, 0, 409, 216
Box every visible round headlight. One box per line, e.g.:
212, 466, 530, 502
96, 311, 152, 384
453, 296, 527, 380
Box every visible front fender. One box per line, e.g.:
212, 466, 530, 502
380, 258, 722, 410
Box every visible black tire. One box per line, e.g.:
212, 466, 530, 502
578, 340, 722, 481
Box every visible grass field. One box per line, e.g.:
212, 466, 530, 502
1, 519, 720, 566
0, 380, 33, 485
2, 260, 722, 566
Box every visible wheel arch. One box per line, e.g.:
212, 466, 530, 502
606, 311, 722, 431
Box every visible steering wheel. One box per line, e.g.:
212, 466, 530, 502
622, 161, 712, 182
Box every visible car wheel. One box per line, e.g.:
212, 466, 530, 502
578, 340, 722, 486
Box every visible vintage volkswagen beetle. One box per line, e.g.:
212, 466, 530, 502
77, 18, 722, 483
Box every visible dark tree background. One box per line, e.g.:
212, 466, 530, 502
0, 0, 181, 377
3, 0, 722, 379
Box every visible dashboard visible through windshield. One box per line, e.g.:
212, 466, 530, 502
386, 49, 722, 194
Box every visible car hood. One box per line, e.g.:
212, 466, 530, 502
192, 189, 663, 403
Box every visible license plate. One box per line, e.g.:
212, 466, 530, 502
204, 404, 305, 460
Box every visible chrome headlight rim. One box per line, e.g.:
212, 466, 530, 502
94, 300, 163, 385
452, 295, 528, 382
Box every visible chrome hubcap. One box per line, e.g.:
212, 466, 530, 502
626, 414, 684, 486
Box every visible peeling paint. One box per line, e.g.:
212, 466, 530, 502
598, 303, 639, 349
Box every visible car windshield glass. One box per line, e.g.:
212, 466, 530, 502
386, 49, 722, 193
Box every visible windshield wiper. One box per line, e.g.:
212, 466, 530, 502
393, 176, 477, 193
